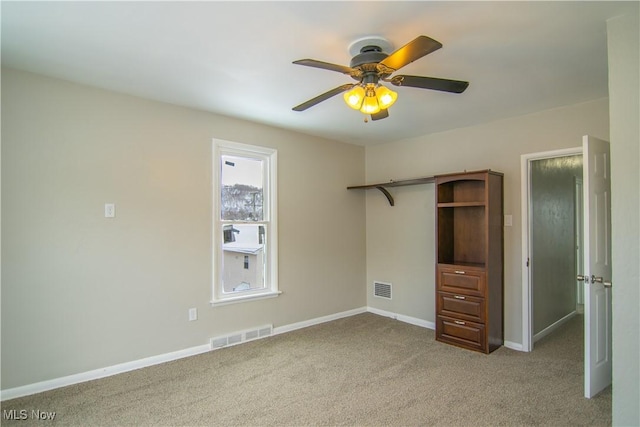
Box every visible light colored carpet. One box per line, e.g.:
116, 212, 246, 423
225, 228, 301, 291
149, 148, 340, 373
1, 312, 610, 426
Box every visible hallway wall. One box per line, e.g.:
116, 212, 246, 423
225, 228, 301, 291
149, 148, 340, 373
530, 155, 583, 336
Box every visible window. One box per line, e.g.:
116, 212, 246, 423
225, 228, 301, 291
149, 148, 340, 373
212, 139, 278, 305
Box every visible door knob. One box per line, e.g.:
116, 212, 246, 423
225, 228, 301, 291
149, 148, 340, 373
591, 275, 612, 288
577, 274, 589, 283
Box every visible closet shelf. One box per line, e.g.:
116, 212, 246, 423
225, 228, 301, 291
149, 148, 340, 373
347, 176, 434, 206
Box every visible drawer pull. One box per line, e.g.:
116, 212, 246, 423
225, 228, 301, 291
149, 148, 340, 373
453, 295, 466, 300
454, 270, 466, 274
454, 320, 466, 325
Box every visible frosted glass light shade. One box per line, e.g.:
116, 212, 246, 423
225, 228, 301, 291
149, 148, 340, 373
360, 94, 380, 114
344, 83, 397, 115
343, 86, 365, 110
376, 86, 398, 109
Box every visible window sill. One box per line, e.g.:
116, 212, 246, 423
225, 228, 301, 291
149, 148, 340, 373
210, 291, 282, 307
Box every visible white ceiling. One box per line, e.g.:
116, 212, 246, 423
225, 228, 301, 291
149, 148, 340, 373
1, 1, 636, 146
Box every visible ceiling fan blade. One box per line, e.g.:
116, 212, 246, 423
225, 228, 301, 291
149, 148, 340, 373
292, 84, 355, 111
390, 75, 469, 93
378, 35, 442, 72
293, 59, 359, 76
371, 109, 389, 121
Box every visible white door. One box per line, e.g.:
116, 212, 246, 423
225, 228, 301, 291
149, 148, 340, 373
581, 135, 612, 398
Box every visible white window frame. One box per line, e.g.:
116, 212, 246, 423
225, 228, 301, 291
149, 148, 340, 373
211, 139, 279, 306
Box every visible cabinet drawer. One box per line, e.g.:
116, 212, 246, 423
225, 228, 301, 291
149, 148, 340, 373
436, 315, 486, 352
437, 292, 485, 323
437, 266, 485, 297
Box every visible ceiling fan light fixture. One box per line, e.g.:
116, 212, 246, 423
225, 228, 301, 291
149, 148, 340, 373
343, 85, 365, 110
344, 83, 396, 115
375, 85, 397, 109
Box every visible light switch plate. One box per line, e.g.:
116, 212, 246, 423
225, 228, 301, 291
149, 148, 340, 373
104, 203, 116, 218
504, 214, 513, 227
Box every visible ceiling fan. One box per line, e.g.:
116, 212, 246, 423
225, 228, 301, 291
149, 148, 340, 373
292, 35, 469, 121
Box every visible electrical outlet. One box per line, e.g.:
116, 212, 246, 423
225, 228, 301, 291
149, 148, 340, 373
188, 308, 197, 321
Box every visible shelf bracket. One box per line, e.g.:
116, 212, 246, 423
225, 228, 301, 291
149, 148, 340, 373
375, 186, 394, 206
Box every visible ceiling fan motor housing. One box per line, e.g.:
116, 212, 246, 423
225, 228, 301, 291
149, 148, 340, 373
350, 46, 389, 84
349, 45, 388, 68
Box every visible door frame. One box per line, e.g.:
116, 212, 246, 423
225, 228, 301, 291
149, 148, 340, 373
520, 146, 582, 352
574, 177, 584, 309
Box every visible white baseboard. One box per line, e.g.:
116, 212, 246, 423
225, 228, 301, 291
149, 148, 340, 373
368, 307, 528, 352
366, 307, 435, 330
0, 344, 211, 402
533, 310, 577, 343
272, 307, 367, 335
1, 306, 437, 401
504, 341, 525, 351
1, 307, 368, 401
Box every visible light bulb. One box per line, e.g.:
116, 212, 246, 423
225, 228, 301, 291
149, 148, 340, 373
375, 86, 398, 109
343, 86, 365, 110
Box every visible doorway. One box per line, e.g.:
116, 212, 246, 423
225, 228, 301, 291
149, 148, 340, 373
522, 137, 613, 398
521, 147, 583, 351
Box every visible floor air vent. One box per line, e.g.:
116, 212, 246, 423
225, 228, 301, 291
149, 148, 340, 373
374, 281, 392, 299
210, 324, 273, 349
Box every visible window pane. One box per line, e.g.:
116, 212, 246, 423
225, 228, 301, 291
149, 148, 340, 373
221, 223, 267, 293
221, 155, 263, 221
213, 139, 277, 304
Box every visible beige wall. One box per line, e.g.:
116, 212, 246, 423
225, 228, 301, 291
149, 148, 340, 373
607, 11, 639, 426
365, 98, 609, 345
1, 68, 366, 389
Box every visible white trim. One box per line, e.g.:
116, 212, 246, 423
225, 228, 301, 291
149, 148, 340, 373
521, 147, 582, 353
520, 153, 532, 352
3, 308, 367, 401
533, 310, 577, 343
1, 307, 437, 401
272, 307, 367, 335
504, 341, 525, 351
366, 307, 435, 330
0, 344, 211, 401
210, 290, 282, 307
212, 139, 278, 304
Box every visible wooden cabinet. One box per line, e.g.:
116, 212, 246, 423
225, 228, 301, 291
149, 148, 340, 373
435, 170, 503, 353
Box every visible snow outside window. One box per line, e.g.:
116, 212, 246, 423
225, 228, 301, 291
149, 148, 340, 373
212, 139, 279, 306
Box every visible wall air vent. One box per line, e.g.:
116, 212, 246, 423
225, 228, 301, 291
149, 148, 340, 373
211, 337, 228, 349
245, 329, 259, 340
227, 334, 242, 345
374, 281, 392, 299
209, 324, 273, 350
